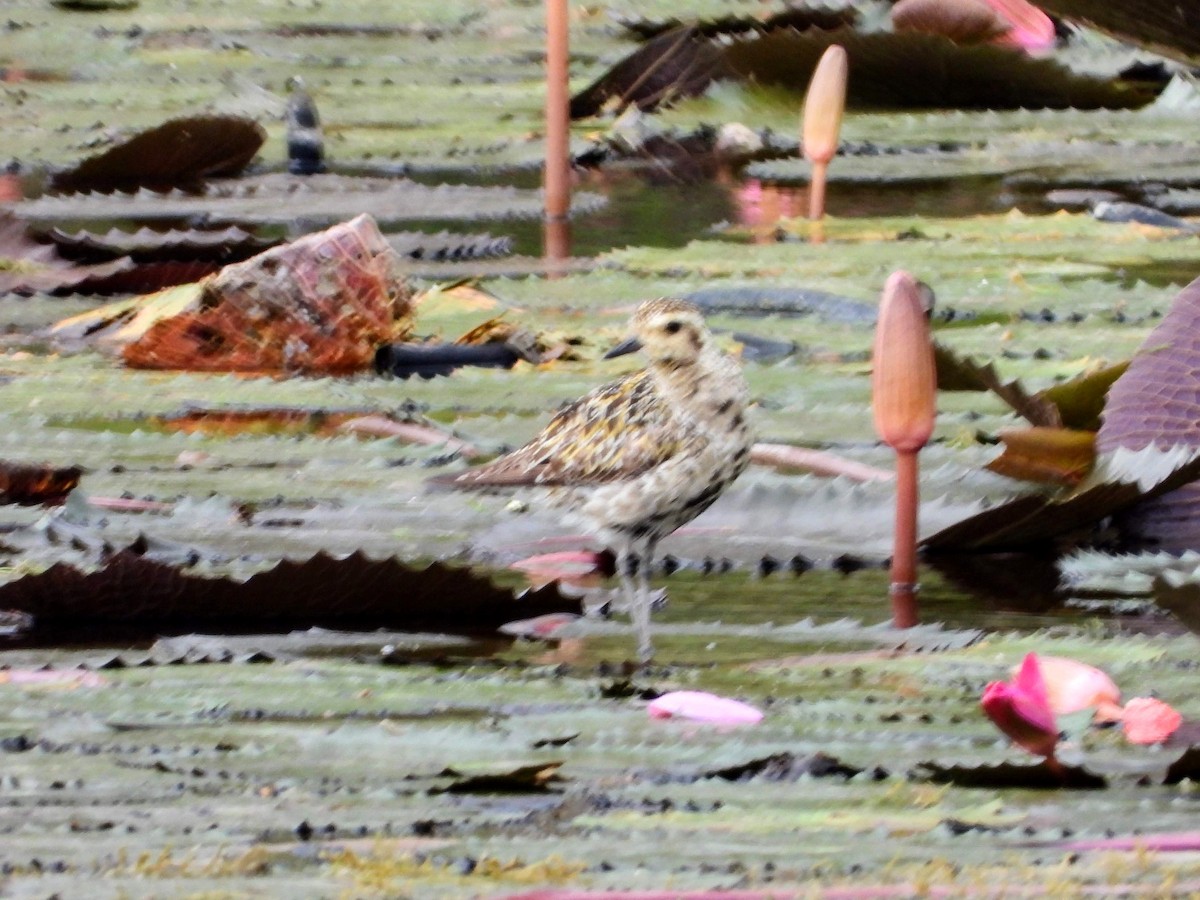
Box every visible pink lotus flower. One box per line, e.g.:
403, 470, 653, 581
1019, 655, 1122, 722
981, 653, 1059, 758
647, 691, 763, 726
1121, 697, 1183, 745
983, 0, 1055, 51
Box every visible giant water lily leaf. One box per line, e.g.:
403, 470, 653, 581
1033, 0, 1200, 65
722, 27, 1157, 110
0, 549, 578, 643
912, 759, 1107, 789
16, 173, 607, 229
1097, 275, 1200, 550
45, 225, 279, 263
50, 115, 266, 194
985, 426, 1096, 486
617, 7, 858, 42
925, 443, 1200, 551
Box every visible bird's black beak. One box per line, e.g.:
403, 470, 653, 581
604, 336, 642, 359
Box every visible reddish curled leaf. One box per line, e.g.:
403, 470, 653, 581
122, 214, 414, 374
50, 115, 266, 193
0, 461, 84, 506
985, 426, 1096, 486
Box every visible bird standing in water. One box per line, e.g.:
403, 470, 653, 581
438, 298, 753, 662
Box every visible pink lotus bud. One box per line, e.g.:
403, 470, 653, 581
1020, 655, 1121, 718
872, 271, 937, 453
981, 653, 1059, 758
647, 690, 763, 726
1121, 697, 1183, 745
801, 45, 848, 166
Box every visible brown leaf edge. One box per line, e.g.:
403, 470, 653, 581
935, 342, 1061, 427
0, 550, 580, 646
911, 759, 1107, 790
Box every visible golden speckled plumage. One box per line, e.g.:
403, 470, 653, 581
442, 297, 753, 661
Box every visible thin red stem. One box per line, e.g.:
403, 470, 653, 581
890, 449, 920, 628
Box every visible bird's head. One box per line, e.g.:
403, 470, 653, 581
605, 298, 710, 367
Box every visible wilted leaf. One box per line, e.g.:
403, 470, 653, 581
434, 761, 564, 794
0, 549, 580, 643
50, 115, 266, 193
155, 405, 377, 438
934, 342, 1062, 427
0, 461, 84, 506
911, 759, 1107, 789
1038, 360, 1129, 431
49, 282, 205, 347
121, 214, 413, 373
722, 27, 1157, 110
570, 26, 729, 118
1033, 0, 1200, 65
985, 427, 1096, 486
1097, 275, 1200, 551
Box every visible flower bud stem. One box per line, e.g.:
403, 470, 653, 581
808, 160, 828, 222
544, 0, 571, 223
890, 449, 920, 627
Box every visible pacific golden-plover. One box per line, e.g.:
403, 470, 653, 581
438, 298, 753, 661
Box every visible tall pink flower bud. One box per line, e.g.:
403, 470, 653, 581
801, 45, 847, 222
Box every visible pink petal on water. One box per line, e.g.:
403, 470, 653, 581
647, 691, 764, 726
498, 612, 582, 640
1018, 654, 1120, 716
1121, 697, 1183, 745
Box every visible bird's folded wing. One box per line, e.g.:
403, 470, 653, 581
443, 371, 685, 487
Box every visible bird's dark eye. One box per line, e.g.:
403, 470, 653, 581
663, 321, 683, 334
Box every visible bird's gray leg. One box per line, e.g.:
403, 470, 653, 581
614, 546, 644, 652
633, 537, 658, 664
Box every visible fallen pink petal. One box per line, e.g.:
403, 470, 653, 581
982, 0, 1056, 50
498, 612, 583, 640
647, 691, 764, 726
1121, 697, 1183, 745
981, 653, 1059, 758
1020, 654, 1121, 717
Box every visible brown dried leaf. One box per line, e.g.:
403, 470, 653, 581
155, 405, 375, 438
0, 550, 580, 643
934, 342, 1062, 427
619, 7, 857, 42
121, 214, 413, 374
454, 316, 517, 346
986, 426, 1096, 486
570, 25, 730, 118
0, 461, 84, 506
722, 27, 1156, 110
50, 115, 266, 194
